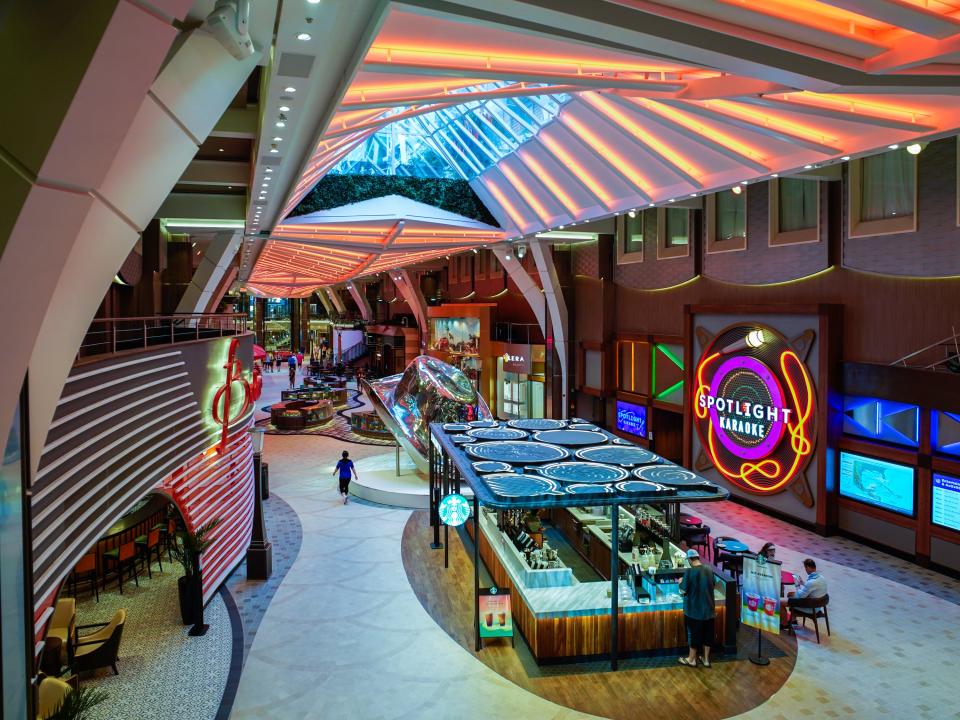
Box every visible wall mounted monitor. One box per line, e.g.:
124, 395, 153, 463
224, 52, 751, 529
839, 451, 915, 517
616, 400, 647, 438
932, 473, 960, 532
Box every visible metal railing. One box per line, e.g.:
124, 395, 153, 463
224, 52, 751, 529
77, 313, 247, 362
890, 326, 960, 373
341, 343, 368, 364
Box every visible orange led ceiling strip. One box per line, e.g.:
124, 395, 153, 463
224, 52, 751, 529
561, 112, 652, 199
481, 177, 528, 230
538, 131, 616, 210
702, 99, 839, 146
581, 93, 703, 186
497, 164, 551, 224
516, 150, 581, 217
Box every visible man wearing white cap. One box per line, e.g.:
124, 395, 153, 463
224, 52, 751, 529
678, 548, 716, 668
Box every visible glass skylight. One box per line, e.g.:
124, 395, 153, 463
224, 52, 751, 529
330, 83, 571, 179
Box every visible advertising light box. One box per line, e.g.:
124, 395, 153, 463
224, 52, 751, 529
616, 401, 647, 438
839, 451, 915, 516
932, 473, 960, 532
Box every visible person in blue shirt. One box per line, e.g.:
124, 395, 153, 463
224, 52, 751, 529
333, 450, 358, 504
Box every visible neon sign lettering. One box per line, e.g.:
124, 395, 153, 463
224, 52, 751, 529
693, 324, 815, 494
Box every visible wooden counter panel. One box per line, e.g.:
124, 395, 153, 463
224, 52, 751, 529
468, 517, 726, 659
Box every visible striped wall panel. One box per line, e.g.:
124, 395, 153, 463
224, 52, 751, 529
32, 336, 255, 635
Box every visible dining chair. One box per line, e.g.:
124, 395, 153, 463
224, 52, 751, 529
789, 594, 831, 644
73, 609, 126, 675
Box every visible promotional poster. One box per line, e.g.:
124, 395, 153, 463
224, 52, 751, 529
741, 555, 781, 635
479, 587, 513, 639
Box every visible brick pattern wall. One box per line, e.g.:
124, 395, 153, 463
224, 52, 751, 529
571, 241, 600, 278
614, 236, 697, 290
843, 137, 960, 277
703, 181, 830, 284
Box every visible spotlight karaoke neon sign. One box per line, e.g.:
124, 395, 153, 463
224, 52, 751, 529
693, 325, 815, 494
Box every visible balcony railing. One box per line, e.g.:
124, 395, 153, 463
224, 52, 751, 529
493, 322, 544, 345
77, 314, 247, 363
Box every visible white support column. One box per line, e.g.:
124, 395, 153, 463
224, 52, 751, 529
492, 244, 545, 334
175, 230, 243, 316
317, 288, 335, 317
395, 269, 430, 351
25, 26, 267, 469
347, 281, 373, 321
326, 286, 347, 315
530, 240, 569, 419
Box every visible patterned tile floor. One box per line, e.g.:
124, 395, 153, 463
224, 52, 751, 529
75, 561, 232, 720
230, 426, 960, 719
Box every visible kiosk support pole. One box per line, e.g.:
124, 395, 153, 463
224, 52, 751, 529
444, 524, 449, 569
474, 495, 481, 652
749, 627, 769, 666
610, 502, 619, 671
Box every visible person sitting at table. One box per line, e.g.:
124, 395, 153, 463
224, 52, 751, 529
781, 558, 827, 626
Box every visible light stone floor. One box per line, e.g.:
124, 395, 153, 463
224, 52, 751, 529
233, 370, 960, 719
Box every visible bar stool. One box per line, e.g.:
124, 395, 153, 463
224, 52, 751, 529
134, 529, 163, 578
69, 554, 99, 602
102, 542, 139, 594
155, 519, 177, 563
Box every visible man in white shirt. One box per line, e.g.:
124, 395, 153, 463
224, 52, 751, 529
794, 558, 827, 599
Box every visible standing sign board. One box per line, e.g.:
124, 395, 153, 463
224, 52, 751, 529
740, 554, 781, 635
478, 587, 513, 640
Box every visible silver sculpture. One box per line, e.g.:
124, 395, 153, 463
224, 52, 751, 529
365, 355, 492, 471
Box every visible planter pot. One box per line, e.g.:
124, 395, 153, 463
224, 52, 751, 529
178, 575, 201, 625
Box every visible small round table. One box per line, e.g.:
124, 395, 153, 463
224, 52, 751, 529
716, 539, 749, 553
679, 515, 702, 527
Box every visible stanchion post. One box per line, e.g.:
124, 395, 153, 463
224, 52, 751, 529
610, 502, 619, 671
474, 494, 481, 652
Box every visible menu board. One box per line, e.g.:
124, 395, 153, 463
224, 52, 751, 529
616, 400, 647, 438
839, 451, 915, 516
478, 587, 513, 639
932, 473, 960, 531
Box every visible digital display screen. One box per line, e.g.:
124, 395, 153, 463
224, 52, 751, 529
839, 451, 915, 516
932, 473, 960, 531
616, 401, 647, 438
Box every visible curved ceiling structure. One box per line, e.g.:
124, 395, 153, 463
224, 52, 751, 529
246, 195, 502, 297
243, 0, 960, 296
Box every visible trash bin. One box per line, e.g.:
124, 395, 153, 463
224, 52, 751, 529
261, 462, 270, 500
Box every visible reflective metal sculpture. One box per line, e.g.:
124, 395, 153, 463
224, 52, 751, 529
365, 355, 491, 471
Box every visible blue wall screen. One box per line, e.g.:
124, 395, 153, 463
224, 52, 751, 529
616, 401, 647, 438
839, 451, 915, 516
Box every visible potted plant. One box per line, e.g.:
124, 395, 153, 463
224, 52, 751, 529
47, 686, 107, 720
171, 518, 221, 626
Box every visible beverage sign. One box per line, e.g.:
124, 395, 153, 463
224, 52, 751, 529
479, 587, 513, 639
693, 324, 815, 494
616, 400, 647, 438
741, 554, 781, 635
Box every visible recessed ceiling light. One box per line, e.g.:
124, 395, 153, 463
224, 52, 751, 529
668, 198, 675, 203
740, 180, 748, 185
731, 185, 742, 195
279, 106, 290, 112
284, 86, 296, 93
262, 183, 268, 187
276, 121, 286, 128
906, 143, 923, 155
273, 136, 282, 142
270, 148, 278, 153
296, 32, 311, 41
689, 193, 697, 197
627, 210, 636, 218
218, 148, 224, 152
804, 164, 812, 169
227, 186, 232, 190
841, 156, 850, 161
558, 225, 565, 229
771, 173, 778, 178
888, 144, 899, 150
307, 0, 321, 4
265, 168, 273, 173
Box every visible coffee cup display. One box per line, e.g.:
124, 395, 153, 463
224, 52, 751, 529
763, 597, 777, 616
746, 593, 760, 612
497, 612, 506, 627
484, 612, 493, 627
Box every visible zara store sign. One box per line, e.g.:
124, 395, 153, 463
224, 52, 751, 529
693, 323, 816, 496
